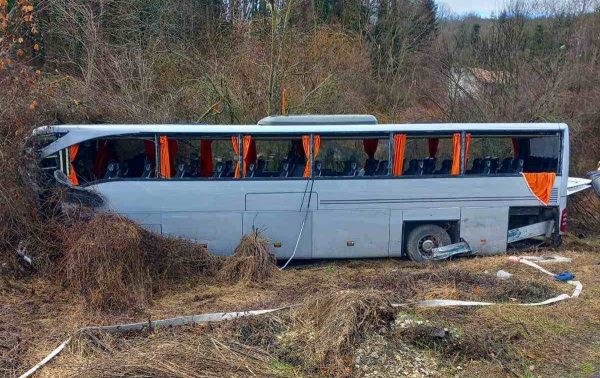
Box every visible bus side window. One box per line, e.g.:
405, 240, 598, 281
70, 138, 157, 184
465, 136, 513, 175
465, 135, 560, 175
403, 136, 453, 176
318, 137, 389, 177
525, 136, 560, 173
251, 137, 304, 178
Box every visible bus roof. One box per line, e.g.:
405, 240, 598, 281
257, 114, 378, 125
34, 122, 567, 158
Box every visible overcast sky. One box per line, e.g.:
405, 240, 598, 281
439, 0, 506, 17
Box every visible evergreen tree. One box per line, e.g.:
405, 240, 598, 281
470, 23, 481, 47
419, 0, 438, 40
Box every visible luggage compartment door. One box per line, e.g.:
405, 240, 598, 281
313, 209, 390, 258
243, 211, 312, 259
162, 212, 242, 256
460, 207, 509, 255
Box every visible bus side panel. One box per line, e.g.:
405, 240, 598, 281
389, 210, 403, 257
123, 212, 162, 234
313, 209, 390, 258
460, 207, 509, 254
243, 211, 312, 259
161, 212, 243, 256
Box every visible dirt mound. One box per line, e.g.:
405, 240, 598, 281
219, 229, 278, 284
58, 214, 220, 312
288, 289, 396, 375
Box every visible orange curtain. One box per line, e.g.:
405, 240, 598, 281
363, 139, 378, 159
68, 144, 79, 185
231, 136, 240, 178
512, 138, 520, 158
464, 133, 472, 170
160, 136, 171, 178
393, 134, 407, 176
302, 135, 320, 177
242, 136, 256, 176
428, 138, 439, 158
523, 172, 556, 205
451, 133, 461, 176
200, 140, 213, 177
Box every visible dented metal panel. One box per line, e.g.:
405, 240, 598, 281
460, 207, 509, 255
507, 221, 554, 244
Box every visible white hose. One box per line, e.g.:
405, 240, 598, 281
280, 175, 315, 270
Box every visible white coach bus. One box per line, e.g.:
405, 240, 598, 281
32, 115, 590, 261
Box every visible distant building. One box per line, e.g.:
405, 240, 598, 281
449, 67, 510, 99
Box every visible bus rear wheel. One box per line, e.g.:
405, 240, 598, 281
406, 224, 451, 262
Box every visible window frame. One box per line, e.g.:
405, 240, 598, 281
69, 129, 564, 186
462, 131, 562, 177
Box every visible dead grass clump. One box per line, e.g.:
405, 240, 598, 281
60, 327, 278, 377
218, 229, 277, 284
398, 319, 526, 368
288, 289, 395, 374
58, 214, 220, 312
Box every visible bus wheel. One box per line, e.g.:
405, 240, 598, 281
406, 224, 451, 262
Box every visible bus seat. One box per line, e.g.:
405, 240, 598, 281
104, 161, 120, 179
344, 161, 359, 176
291, 163, 305, 177
141, 161, 153, 178
125, 153, 146, 177
482, 159, 492, 175
376, 160, 389, 175
223, 160, 233, 177
415, 160, 424, 176
364, 158, 379, 176
423, 157, 436, 174
343, 161, 354, 175
121, 161, 130, 177
189, 154, 200, 177
513, 158, 524, 173
246, 163, 255, 177
436, 159, 452, 174
404, 159, 418, 175
176, 163, 186, 178
256, 159, 266, 177
314, 160, 322, 177
468, 158, 482, 174
279, 160, 291, 177
499, 157, 513, 173
490, 158, 500, 173
213, 162, 224, 178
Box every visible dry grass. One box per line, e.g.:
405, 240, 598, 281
218, 229, 278, 284
286, 289, 395, 375
59, 327, 279, 378
1, 248, 598, 378
58, 214, 220, 312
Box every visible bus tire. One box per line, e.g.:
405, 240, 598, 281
406, 224, 452, 262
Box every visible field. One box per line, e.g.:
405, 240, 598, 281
2, 236, 599, 378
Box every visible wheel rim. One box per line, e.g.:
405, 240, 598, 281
417, 234, 442, 258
